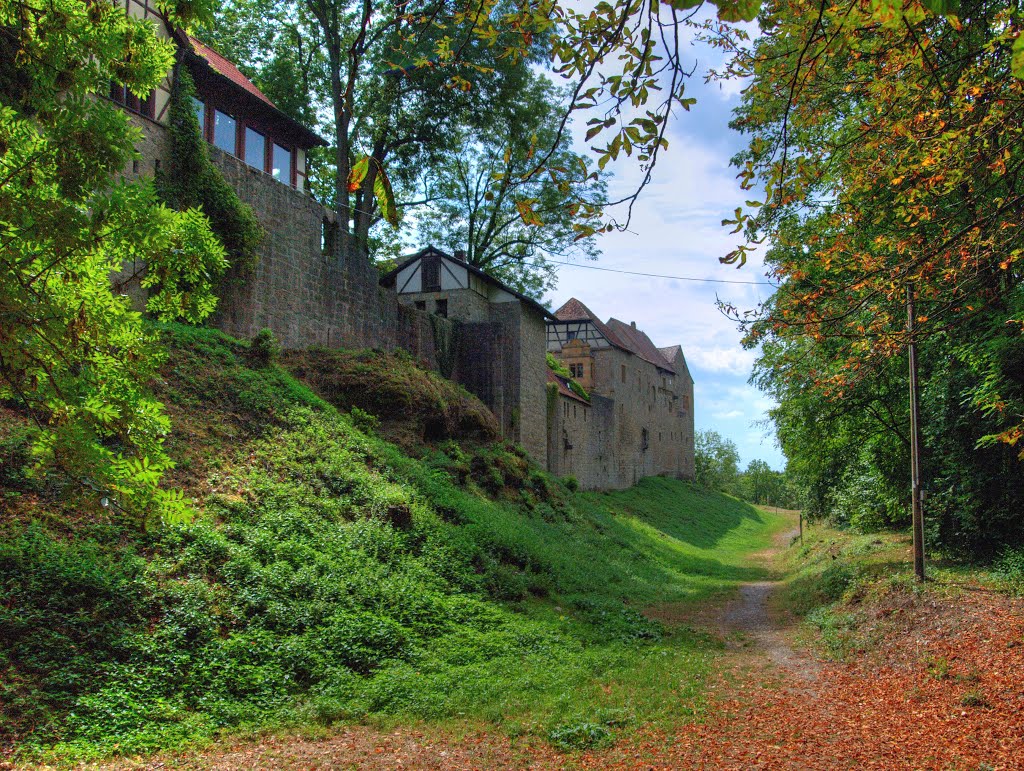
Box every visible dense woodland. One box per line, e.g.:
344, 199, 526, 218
1, 0, 1023, 762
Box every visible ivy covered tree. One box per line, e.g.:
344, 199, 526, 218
0, 0, 226, 523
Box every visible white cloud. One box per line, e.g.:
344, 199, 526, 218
686, 346, 756, 376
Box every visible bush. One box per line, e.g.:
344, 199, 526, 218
547, 721, 614, 751
993, 546, 1024, 593
249, 328, 280, 367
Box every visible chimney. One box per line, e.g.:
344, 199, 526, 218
631, 321, 636, 328
454, 248, 466, 262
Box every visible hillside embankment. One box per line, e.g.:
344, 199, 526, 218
0, 324, 789, 767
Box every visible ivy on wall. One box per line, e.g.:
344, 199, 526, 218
546, 352, 589, 401
156, 63, 264, 275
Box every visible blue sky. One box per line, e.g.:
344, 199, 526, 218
542, 23, 785, 471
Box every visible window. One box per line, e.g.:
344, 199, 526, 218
272, 143, 292, 184
641, 428, 649, 452
435, 299, 448, 318
422, 255, 441, 292
414, 300, 426, 311
214, 110, 237, 154
621, 364, 626, 383
570, 363, 584, 379
244, 127, 266, 170
566, 330, 578, 341
110, 82, 155, 119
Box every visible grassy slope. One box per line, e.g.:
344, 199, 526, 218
0, 325, 787, 763
781, 520, 1022, 661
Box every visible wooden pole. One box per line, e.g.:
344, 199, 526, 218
907, 284, 926, 582
799, 511, 803, 546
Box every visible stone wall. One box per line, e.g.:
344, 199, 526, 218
548, 342, 694, 489
511, 304, 548, 463
546, 392, 617, 490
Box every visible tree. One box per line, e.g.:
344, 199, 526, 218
722, 0, 1024, 453
694, 429, 741, 493
415, 73, 607, 298
0, 0, 226, 523
725, 0, 1024, 549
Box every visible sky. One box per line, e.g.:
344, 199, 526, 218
541, 22, 785, 471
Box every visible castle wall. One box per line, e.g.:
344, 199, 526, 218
547, 336, 694, 490
547, 392, 618, 490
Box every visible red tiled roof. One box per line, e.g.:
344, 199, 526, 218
552, 297, 627, 349
187, 36, 276, 110
547, 370, 590, 404
606, 318, 675, 373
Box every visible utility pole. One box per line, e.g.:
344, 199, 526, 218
907, 284, 926, 582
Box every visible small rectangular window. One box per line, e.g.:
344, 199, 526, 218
621, 364, 626, 383
422, 255, 441, 292
272, 143, 292, 184
245, 127, 266, 171
414, 300, 426, 311
435, 299, 448, 318
214, 110, 237, 154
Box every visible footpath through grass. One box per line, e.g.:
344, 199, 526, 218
0, 325, 788, 765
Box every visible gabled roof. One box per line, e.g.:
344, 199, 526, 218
179, 34, 326, 149
379, 246, 556, 320
551, 297, 628, 350
547, 370, 590, 405
606, 318, 675, 373
659, 345, 693, 381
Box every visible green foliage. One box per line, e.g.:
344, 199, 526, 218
547, 352, 589, 401
157, 65, 264, 275
547, 721, 614, 751
1, 325, 790, 761
725, 0, 1024, 558
993, 547, 1024, 594
0, 0, 225, 524
249, 328, 280, 367
416, 73, 607, 297
694, 430, 740, 494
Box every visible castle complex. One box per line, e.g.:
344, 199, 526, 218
114, 0, 695, 489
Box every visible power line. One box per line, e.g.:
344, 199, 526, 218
544, 259, 778, 286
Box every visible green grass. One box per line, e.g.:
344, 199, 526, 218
780, 520, 1015, 661
0, 324, 788, 764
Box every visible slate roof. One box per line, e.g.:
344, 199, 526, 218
547, 370, 590, 405
606, 318, 676, 373
551, 297, 628, 350
380, 246, 556, 320
659, 345, 693, 381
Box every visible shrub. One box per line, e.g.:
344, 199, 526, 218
563, 475, 579, 493
547, 721, 614, 751
993, 546, 1024, 593
249, 328, 280, 367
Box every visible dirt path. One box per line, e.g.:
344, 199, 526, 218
715, 526, 820, 681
